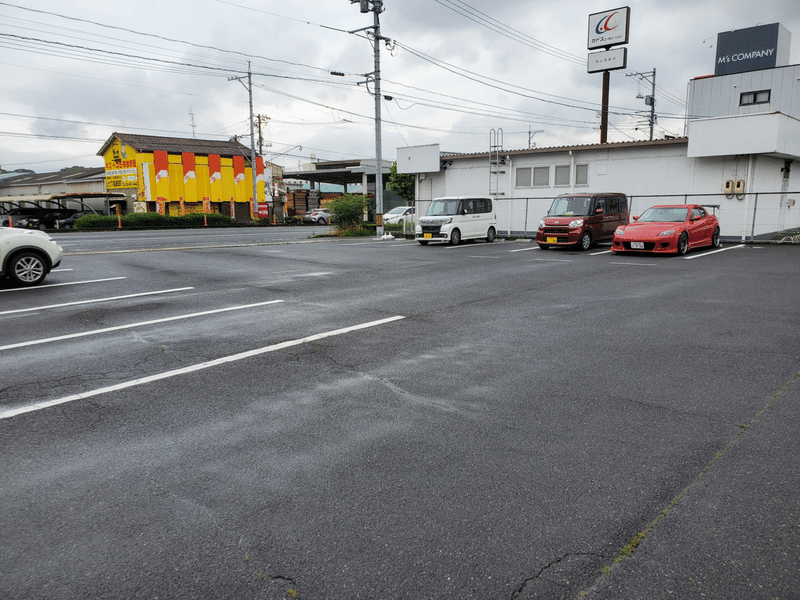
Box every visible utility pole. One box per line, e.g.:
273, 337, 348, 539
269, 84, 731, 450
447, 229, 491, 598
627, 69, 657, 140
256, 114, 270, 155
351, 0, 387, 237
229, 62, 260, 219
528, 128, 544, 149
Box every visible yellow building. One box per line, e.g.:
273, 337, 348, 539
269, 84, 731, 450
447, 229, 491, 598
97, 133, 277, 221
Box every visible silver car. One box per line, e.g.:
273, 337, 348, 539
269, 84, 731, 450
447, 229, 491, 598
0, 227, 63, 286
302, 208, 332, 225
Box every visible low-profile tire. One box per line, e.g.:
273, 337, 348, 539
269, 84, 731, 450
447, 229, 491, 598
578, 231, 592, 251
485, 226, 496, 243
711, 226, 721, 248
9, 252, 48, 286
449, 228, 461, 245
418, 240, 428, 246
318, 218, 327, 225
677, 232, 689, 255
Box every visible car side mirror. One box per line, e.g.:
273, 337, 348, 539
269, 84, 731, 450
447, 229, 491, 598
632, 215, 640, 221
595, 208, 604, 214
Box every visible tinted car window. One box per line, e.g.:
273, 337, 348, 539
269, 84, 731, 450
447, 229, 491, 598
548, 196, 592, 216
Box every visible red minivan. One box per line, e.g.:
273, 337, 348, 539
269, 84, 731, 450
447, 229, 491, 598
537, 193, 629, 251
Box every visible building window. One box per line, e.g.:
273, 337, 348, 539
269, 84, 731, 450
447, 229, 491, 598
515, 167, 531, 187
555, 165, 571, 186
533, 166, 550, 187
740, 90, 770, 106
575, 164, 588, 186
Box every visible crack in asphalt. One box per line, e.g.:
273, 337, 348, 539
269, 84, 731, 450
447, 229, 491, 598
151, 482, 302, 598
577, 370, 800, 598
511, 553, 606, 598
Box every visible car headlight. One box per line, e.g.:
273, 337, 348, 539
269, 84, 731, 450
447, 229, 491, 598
657, 230, 676, 236
538, 219, 545, 229
568, 219, 584, 228
614, 227, 625, 236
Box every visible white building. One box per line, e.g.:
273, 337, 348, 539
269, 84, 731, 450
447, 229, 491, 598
398, 24, 799, 242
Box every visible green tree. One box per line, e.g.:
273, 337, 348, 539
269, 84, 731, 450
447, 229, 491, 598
328, 193, 367, 227
387, 161, 415, 203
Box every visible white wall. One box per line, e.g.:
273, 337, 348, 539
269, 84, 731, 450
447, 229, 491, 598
408, 142, 799, 240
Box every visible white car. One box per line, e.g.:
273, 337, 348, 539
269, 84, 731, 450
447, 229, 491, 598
383, 206, 415, 224
0, 227, 63, 286
302, 208, 332, 225
415, 197, 496, 245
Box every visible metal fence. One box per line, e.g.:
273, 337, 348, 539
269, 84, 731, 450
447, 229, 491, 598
495, 192, 800, 243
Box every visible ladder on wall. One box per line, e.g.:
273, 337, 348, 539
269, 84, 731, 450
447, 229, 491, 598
489, 128, 505, 200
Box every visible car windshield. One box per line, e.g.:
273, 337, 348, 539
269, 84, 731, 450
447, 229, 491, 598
547, 196, 592, 217
638, 207, 689, 222
426, 199, 461, 216
385, 207, 405, 215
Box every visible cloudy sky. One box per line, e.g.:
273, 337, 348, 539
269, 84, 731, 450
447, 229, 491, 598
1, 0, 798, 173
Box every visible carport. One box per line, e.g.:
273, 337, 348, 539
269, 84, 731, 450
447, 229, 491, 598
282, 159, 391, 196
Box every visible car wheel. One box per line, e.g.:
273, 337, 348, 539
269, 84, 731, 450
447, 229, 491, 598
418, 240, 428, 246
579, 231, 591, 251
63, 224, 72, 230
318, 218, 327, 225
38, 223, 47, 230
485, 226, 496, 243
712, 226, 721, 248
677, 232, 689, 255
449, 228, 461, 245
9, 252, 48, 286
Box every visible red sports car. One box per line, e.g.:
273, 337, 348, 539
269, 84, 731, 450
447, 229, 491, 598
611, 204, 721, 255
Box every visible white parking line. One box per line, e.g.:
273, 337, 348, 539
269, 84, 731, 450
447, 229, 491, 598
0, 276, 127, 293
0, 287, 194, 316
0, 300, 284, 352
683, 244, 745, 259
0, 315, 406, 420
509, 247, 536, 253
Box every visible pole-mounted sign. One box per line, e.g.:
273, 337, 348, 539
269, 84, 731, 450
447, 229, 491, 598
587, 7, 631, 144
588, 7, 630, 50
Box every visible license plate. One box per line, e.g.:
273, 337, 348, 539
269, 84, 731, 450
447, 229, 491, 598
424, 233, 432, 239
546, 237, 558, 244
631, 241, 644, 249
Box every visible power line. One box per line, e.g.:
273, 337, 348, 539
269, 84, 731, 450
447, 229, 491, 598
0, 1, 335, 76
434, 0, 586, 66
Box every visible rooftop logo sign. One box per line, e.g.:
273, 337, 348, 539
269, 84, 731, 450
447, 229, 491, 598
714, 23, 790, 76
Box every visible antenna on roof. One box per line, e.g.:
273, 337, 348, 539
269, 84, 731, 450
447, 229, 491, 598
188, 106, 197, 138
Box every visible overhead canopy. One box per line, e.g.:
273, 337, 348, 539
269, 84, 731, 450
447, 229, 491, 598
283, 159, 392, 188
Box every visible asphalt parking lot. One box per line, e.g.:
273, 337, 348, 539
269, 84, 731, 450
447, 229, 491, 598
1, 231, 798, 599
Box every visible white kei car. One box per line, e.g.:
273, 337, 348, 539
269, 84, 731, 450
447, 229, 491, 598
0, 226, 63, 286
